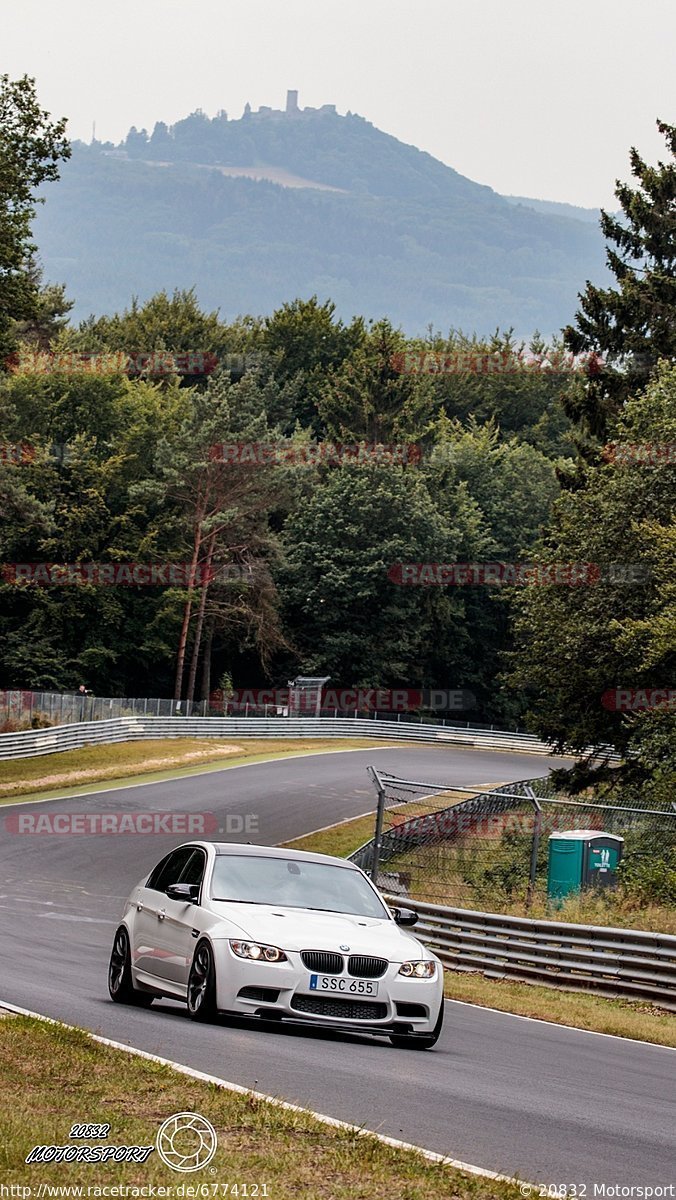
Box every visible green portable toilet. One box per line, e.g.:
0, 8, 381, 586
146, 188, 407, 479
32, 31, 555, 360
547, 830, 624, 899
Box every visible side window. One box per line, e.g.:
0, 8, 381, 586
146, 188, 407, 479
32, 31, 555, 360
180, 850, 207, 890
146, 847, 195, 893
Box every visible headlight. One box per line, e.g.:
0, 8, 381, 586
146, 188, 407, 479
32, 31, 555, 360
230, 940, 287, 963
398, 960, 436, 978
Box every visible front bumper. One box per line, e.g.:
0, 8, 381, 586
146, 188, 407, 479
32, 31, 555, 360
210, 941, 443, 1033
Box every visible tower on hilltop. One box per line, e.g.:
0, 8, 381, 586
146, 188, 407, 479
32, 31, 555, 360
286, 89, 299, 114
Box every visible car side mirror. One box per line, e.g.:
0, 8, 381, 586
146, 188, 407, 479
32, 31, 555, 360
166, 882, 199, 903
392, 906, 418, 927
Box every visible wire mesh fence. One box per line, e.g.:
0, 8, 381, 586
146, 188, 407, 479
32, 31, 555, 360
0, 690, 208, 729
0, 689, 531, 732
218, 701, 526, 730
349, 769, 676, 914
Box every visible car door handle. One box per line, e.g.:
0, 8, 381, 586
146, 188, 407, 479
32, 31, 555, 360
158, 909, 166, 921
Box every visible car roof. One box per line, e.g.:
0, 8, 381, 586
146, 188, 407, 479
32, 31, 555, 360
189, 841, 362, 869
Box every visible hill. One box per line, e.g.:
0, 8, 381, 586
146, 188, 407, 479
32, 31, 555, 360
33, 99, 609, 335
504, 195, 605, 224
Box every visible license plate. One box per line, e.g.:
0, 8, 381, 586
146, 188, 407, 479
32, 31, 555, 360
309, 974, 378, 996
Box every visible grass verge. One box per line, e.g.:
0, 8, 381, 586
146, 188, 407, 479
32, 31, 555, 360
0, 737, 406, 804
443, 972, 676, 1047
285, 817, 676, 1046
0, 1014, 520, 1198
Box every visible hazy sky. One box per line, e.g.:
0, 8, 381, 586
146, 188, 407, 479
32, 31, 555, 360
5, 0, 675, 207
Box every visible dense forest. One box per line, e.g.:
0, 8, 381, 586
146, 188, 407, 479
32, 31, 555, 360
0, 79, 674, 798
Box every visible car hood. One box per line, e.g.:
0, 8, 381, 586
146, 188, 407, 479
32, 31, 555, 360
208, 902, 426, 960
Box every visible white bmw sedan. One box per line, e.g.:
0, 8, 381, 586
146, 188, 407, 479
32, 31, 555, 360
108, 841, 444, 1049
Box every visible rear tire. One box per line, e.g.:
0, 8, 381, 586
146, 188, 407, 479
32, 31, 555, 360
389, 998, 444, 1050
187, 940, 218, 1022
108, 926, 154, 1006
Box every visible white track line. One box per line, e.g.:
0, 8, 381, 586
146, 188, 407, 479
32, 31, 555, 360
444, 997, 676, 1050
0, 999, 520, 1184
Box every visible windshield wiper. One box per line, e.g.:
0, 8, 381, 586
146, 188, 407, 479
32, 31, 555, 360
211, 898, 266, 904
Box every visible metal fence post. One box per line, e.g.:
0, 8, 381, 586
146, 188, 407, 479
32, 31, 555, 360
367, 766, 388, 884
525, 786, 542, 911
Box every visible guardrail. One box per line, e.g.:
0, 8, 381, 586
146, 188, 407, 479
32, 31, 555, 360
0, 715, 565, 761
388, 896, 676, 1010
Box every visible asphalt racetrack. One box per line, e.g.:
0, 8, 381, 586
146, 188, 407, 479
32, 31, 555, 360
0, 745, 674, 1185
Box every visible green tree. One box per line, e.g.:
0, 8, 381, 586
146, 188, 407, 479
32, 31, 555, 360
563, 120, 676, 442
63, 288, 236, 386
0, 368, 189, 694
0, 75, 70, 360
420, 330, 577, 458
262, 296, 364, 431
317, 320, 438, 445
277, 465, 482, 686
424, 415, 562, 722
9, 263, 73, 350
428, 415, 561, 557
139, 371, 288, 700
509, 363, 676, 759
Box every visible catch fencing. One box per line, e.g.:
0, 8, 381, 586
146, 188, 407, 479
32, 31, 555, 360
0, 714, 566, 761
1, 689, 529, 734
349, 769, 675, 910
0, 690, 208, 727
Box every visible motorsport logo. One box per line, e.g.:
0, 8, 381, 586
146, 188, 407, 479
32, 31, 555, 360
156, 1112, 218, 1172
24, 1112, 217, 1172
25, 1122, 153, 1165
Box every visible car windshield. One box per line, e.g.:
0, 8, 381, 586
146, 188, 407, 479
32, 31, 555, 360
210, 854, 388, 919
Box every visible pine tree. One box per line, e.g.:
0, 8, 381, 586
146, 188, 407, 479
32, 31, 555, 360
563, 120, 676, 441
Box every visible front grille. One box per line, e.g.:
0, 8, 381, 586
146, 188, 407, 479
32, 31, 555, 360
291, 994, 387, 1021
300, 950, 344, 974
347, 955, 388, 978
238, 986, 280, 1003
396, 1002, 427, 1018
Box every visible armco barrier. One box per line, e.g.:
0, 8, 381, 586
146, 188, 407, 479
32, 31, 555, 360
0, 715, 564, 761
387, 896, 676, 1010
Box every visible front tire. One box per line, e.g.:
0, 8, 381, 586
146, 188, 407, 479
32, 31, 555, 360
390, 998, 444, 1050
108, 926, 154, 1006
187, 940, 218, 1022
